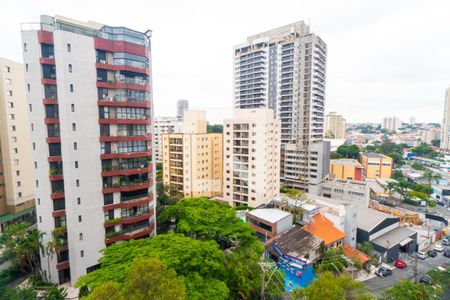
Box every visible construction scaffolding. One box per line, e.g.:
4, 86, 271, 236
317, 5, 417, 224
369, 201, 422, 225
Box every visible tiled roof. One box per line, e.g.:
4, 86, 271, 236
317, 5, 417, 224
303, 212, 346, 246
343, 244, 369, 264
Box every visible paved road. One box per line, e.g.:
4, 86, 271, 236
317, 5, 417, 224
365, 249, 450, 294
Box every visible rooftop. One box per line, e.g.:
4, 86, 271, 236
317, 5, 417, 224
303, 212, 347, 246
371, 226, 417, 249
247, 208, 291, 224
343, 245, 369, 264
330, 159, 363, 168
361, 153, 389, 159
270, 226, 323, 260
357, 207, 399, 232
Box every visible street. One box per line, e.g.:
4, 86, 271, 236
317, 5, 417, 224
364, 250, 450, 294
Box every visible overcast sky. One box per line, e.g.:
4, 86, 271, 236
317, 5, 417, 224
1, 0, 449, 124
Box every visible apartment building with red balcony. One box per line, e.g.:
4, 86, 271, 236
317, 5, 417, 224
21, 15, 155, 284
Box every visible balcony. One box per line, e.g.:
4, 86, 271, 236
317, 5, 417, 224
98, 117, 150, 125
101, 164, 151, 177
96, 62, 148, 75
100, 149, 151, 160
105, 223, 154, 244
99, 134, 151, 143
104, 210, 154, 228
102, 178, 152, 194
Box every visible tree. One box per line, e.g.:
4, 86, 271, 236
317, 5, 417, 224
392, 170, 404, 181
411, 162, 426, 171
383, 181, 397, 202
421, 169, 441, 192
123, 258, 187, 300
207, 124, 223, 133
0, 222, 43, 275
431, 139, 440, 147
83, 282, 123, 300
77, 234, 229, 300
316, 247, 348, 274
412, 144, 438, 158
357, 242, 374, 257
381, 279, 436, 300
45, 228, 67, 282
336, 145, 360, 159
394, 180, 411, 202
0, 287, 37, 300
292, 271, 373, 300
43, 286, 68, 300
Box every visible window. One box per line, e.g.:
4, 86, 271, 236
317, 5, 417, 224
32, 143, 35, 150
77, 197, 81, 205
76, 179, 80, 187
7, 102, 13, 108
78, 215, 82, 222
79, 233, 83, 240
16, 170, 20, 176
12, 136, 17, 142
31, 124, 34, 131
70, 84, 74, 92
34, 162, 37, 169
4, 66, 10, 73
80, 250, 84, 258
13, 148, 18, 154
74, 142, 78, 150
9, 114, 15, 120
75, 161, 78, 168
68, 64, 72, 73
7, 90, 12, 96
37, 198, 40, 205
67, 43, 71, 52
71, 104, 75, 112
17, 181, 21, 187
17, 192, 22, 198
35, 180, 39, 187
29, 104, 32, 112
27, 84, 30, 92
25, 64, 28, 72
39, 216, 42, 223
23, 43, 27, 52
72, 123, 76, 131
13, 159, 19, 165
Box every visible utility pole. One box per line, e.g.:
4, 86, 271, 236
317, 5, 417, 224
413, 252, 418, 284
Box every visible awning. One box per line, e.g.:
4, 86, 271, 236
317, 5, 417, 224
399, 237, 413, 246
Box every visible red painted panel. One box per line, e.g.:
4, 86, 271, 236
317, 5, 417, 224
355, 167, 363, 181
101, 166, 150, 177
45, 118, 60, 124
56, 260, 69, 270
49, 174, 64, 181
52, 210, 66, 217
102, 182, 150, 194
40, 57, 55, 65
94, 38, 149, 58
51, 192, 65, 199
95, 62, 149, 75
43, 99, 58, 105
48, 156, 62, 162
41, 78, 57, 85
100, 150, 151, 160
96, 81, 149, 92
46, 137, 61, 143
103, 196, 151, 211
37, 30, 53, 44
98, 118, 150, 125
97, 100, 150, 108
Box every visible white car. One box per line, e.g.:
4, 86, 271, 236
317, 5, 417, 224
417, 251, 428, 259
434, 244, 445, 252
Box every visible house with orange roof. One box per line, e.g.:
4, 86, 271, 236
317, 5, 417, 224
343, 244, 370, 271
304, 212, 347, 250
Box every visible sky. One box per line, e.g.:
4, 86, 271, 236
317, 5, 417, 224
1, 0, 449, 124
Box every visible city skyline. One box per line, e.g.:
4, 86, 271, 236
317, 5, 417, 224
0, 0, 449, 124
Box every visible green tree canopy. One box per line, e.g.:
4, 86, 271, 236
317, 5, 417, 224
77, 234, 229, 300
412, 144, 439, 158
335, 145, 360, 159
292, 271, 373, 300
381, 279, 436, 300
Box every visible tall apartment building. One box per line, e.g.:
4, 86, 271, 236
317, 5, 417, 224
0, 58, 35, 227
223, 109, 280, 207
422, 127, 440, 145
154, 117, 178, 163
176, 99, 189, 121
325, 112, 346, 139
440, 86, 450, 152
233, 21, 329, 192
162, 110, 222, 198
22, 15, 155, 284
382, 116, 401, 132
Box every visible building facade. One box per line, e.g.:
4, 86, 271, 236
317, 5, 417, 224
325, 112, 346, 139
329, 158, 363, 181
422, 127, 440, 145
176, 99, 189, 121
162, 110, 222, 198
223, 109, 280, 207
22, 15, 155, 284
233, 21, 329, 192
441, 87, 450, 152
359, 153, 393, 179
0, 58, 35, 216
382, 117, 401, 132
154, 117, 178, 163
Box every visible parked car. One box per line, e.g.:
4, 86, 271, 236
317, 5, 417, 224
419, 275, 432, 284
380, 200, 396, 207
434, 244, 445, 252
394, 259, 407, 269
444, 250, 450, 258
375, 267, 393, 277
437, 263, 449, 271
427, 250, 438, 257
417, 251, 428, 260
442, 239, 450, 246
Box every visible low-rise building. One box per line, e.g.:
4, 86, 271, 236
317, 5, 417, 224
356, 208, 417, 262
303, 212, 347, 250
359, 153, 393, 179
431, 185, 450, 206
319, 177, 370, 208
329, 159, 364, 181
246, 208, 292, 240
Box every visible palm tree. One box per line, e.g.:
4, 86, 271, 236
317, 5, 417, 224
394, 180, 410, 202
383, 181, 397, 203
45, 230, 66, 283
422, 169, 442, 193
